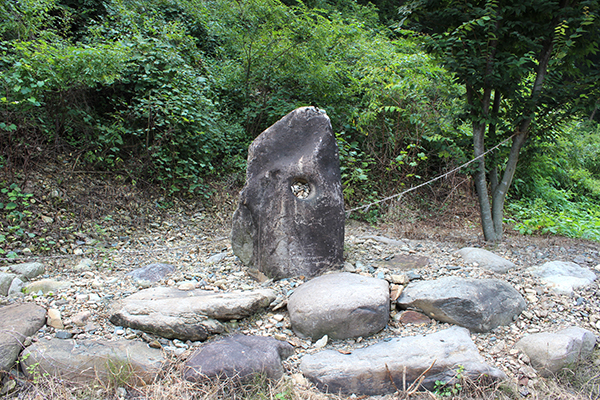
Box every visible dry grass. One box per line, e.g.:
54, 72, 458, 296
4, 351, 600, 400
4, 366, 335, 400
551, 348, 600, 400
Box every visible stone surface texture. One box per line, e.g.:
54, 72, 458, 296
0, 303, 46, 372
21, 338, 165, 384
74, 258, 94, 271
47, 308, 64, 329
0, 272, 17, 296
397, 310, 431, 325
25, 279, 71, 294
8, 277, 25, 297
183, 334, 294, 382
109, 287, 276, 341
288, 272, 389, 340
527, 261, 597, 294
515, 326, 597, 376
397, 276, 526, 332
231, 106, 345, 279
126, 263, 176, 286
300, 326, 506, 395
9, 262, 45, 280
377, 254, 431, 271
457, 247, 515, 273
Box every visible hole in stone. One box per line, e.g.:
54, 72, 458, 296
291, 178, 311, 199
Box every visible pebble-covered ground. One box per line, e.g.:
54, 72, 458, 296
5, 210, 600, 399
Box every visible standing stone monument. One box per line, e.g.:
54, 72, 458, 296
231, 106, 344, 280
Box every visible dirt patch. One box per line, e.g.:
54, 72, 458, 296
2, 164, 597, 262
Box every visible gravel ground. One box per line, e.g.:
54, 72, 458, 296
4, 209, 600, 398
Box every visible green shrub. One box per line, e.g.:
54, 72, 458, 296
507, 198, 600, 241
0, 181, 36, 257
1, 0, 464, 204
509, 121, 600, 240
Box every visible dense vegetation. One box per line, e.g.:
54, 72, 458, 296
1, 0, 599, 243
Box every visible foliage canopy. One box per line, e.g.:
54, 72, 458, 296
0, 0, 598, 241
401, 0, 600, 241
0, 0, 461, 202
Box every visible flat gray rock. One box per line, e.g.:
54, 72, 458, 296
397, 276, 526, 332
20, 338, 165, 383
9, 262, 45, 280
456, 247, 515, 273
74, 258, 94, 271
183, 334, 294, 382
0, 303, 46, 372
206, 252, 227, 265
126, 263, 175, 285
231, 106, 345, 279
288, 272, 389, 340
527, 261, 597, 294
0, 272, 17, 296
515, 326, 597, 376
360, 235, 410, 247
8, 277, 24, 297
377, 254, 431, 271
25, 279, 71, 294
300, 326, 506, 395
109, 287, 276, 341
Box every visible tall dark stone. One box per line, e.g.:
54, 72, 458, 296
231, 107, 344, 280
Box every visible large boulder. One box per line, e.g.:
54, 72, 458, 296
300, 326, 506, 395
456, 247, 515, 273
527, 261, 596, 294
9, 262, 45, 280
515, 327, 597, 376
109, 287, 276, 341
231, 106, 345, 280
20, 338, 165, 384
0, 303, 46, 372
288, 272, 389, 340
397, 276, 526, 332
183, 334, 294, 382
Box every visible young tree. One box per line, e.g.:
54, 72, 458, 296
403, 0, 600, 241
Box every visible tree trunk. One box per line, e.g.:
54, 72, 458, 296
470, 29, 502, 242
470, 83, 498, 241
472, 8, 558, 242
473, 121, 498, 241
490, 131, 527, 238
487, 15, 556, 239
488, 90, 501, 198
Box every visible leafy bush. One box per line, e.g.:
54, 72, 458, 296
509, 121, 600, 240
515, 121, 600, 199
0, 182, 36, 257
507, 198, 600, 241
0, 0, 242, 196
348, 35, 466, 195
205, 0, 464, 209
0, 0, 466, 206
